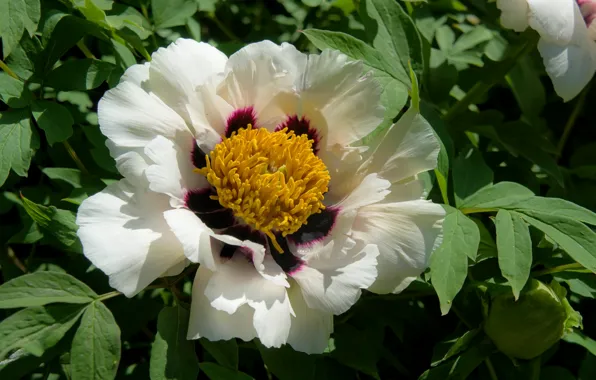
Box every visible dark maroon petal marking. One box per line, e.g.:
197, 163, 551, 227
287, 208, 338, 247
185, 188, 235, 229
275, 115, 320, 154
185, 188, 223, 213
219, 225, 266, 260
221, 225, 267, 246
268, 234, 304, 274
199, 210, 236, 230
226, 106, 257, 137
191, 140, 207, 169
220, 244, 237, 259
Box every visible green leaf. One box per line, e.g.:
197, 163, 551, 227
199, 338, 238, 369
430, 208, 480, 315
507, 55, 546, 117
258, 343, 317, 380
361, 0, 424, 79
5, 33, 42, 80
150, 305, 199, 380
106, 4, 151, 40
453, 149, 493, 206
69, 0, 110, 27
0, 272, 97, 308
31, 100, 74, 145
0, 0, 40, 57
459, 182, 535, 210
45, 59, 116, 91
151, 0, 198, 29
554, 272, 596, 298
199, 363, 253, 380
563, 330, 596, 356
506, 197, 596, 226
70, 301, 121, 380
0, 303, 86, 360
20, 195, 78, 247
36, 15, 107, 76
495, 210, 532, 299
42, 168, 83, 188
452, 27, 493, 54
521, 214, 596, 273
431, 329, 480, 367
331, 323, 384, 377
0, 72, 32, 107
0, 109, 34, 187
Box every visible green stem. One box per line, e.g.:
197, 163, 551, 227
97, 291, 122, 302
0, 59, 19, 80
76, 40, 96, 59
532, 263, 584, 277
443, 34, 537, 122
485, 357, 499, 380
557, 84, 590, 158
63, 140, 89, 175
210, 13, 240, 42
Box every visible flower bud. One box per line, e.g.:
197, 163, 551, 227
484, 279, 581, 360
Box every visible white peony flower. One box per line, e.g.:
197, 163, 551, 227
496, 0, 596, 101
76, 39, 445, 353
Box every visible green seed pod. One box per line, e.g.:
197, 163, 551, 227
484, 279, 581, 360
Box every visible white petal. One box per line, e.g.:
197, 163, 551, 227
201, 256, 293, 347
149, 39, 231, 150
105, 141, 149, 185
163, 208, 216, 270
218, 41, 306, 121
527, 0, 580, 44
188, 267, 257, 342
120, 62, 150, 87
351, 200, 445, 294
299, 49, 384, 146
76, 181, 186, 297
496, 0, 529, 32
204, 255, 286, 313
361, 108, 441, 183
98, 80, 190, 148
162, 258, 189, 277
144, 135, 206, 203
291, 243, 379, 314
286, 281, 333, 354
249, 284, 293, 348
538, 38, 596, 101
337, 173, 391, 212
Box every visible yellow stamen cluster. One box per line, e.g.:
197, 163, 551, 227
197, 126, 330, 253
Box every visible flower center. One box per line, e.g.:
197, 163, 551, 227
198, 125, 330, 253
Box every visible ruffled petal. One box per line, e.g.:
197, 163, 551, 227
351, 200, 445, 294
199, 256, 293, 347
496, 0, 530, 32
538, 38, 596, 101
76, 181, 186, 297
144, 135, 206, 204
98, 79, 191, 149
291, 243, 379, 314
527, 0, 581, 44
286, 281, 333, 354
218, 41, 307, 128
297, 49, 384, 146
362, 108, 441, 184
188, 267, 258, 342
163, 208, 217, 270
149, 38, 231, 149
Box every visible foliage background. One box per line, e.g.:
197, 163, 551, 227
1, 0, 596, 379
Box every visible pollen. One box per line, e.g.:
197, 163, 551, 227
197, 125, 330, 253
